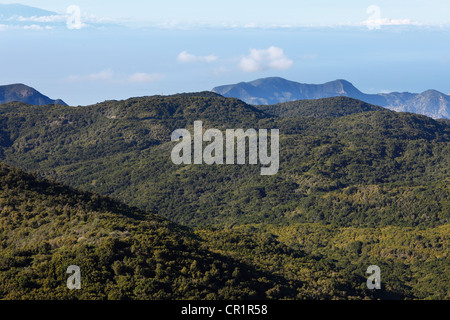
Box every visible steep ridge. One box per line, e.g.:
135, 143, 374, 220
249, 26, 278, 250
212, 77, 450, 119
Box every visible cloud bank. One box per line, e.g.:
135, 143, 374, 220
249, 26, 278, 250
64, 69, 164, 84
177, 51, 218, 63
239, 46, 293, 72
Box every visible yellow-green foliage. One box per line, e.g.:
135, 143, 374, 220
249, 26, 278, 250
0, 94, 449, 300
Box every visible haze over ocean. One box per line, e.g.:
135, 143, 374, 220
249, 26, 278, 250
1, 0, 449, 105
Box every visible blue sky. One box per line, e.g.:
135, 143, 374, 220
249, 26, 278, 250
7, 0, 450, 26
1, 1, 450, 105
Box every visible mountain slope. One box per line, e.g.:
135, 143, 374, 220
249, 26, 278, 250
0, 94, 448, 299
0, 163, 293, 299
213, 78, 366, 105
212, 77, 450, 119
0, 162, 389, 300
0, 84, 67, 106
0, 94, 448, 228
383, 90, 450, 119
0, 3, 57, 20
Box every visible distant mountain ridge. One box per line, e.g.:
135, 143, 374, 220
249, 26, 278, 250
212, 77, 450, 119
0, 83, 67, 106
0, 3, 57, 20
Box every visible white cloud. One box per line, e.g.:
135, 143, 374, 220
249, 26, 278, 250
361, 18, 422, 29
64, 69, 115, 83
177, 51, 218, 63
0, 23, 53, 31
15, 15, 65, 23
64, 69, 164, 84
239, 46, 293, 72
22, 24, 47, 30
128, 72, 164, 83
87, 69, 115, 82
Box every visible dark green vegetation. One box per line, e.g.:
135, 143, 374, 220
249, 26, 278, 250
258, 96, 385, 118
0, 163, 385, 299
0, 94, 448, 299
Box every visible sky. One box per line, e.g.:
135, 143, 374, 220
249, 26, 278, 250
1, 0, 450, 105
7, 0, 450, 26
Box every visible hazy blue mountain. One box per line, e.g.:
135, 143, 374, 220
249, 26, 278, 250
213, 78, 373, 105
0, 83, 67, 106
212, 77, 450, 119
0, 3, 119, 29
381, 90, 450, 119
0, 3, 57, 20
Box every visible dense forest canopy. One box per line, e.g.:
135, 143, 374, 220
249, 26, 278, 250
0, 93, 448, 299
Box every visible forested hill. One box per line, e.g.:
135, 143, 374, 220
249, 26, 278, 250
0, 162, 393, 300
0, 93, 448, 299
0, 163, 299, 299
0, 94, 447, 228
0, 159, 448, 300
256, 96, 386, 118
